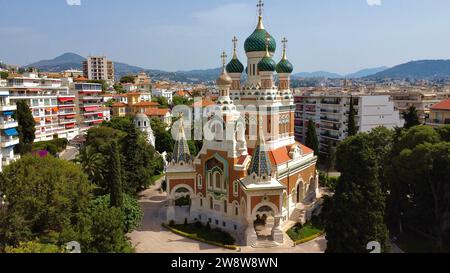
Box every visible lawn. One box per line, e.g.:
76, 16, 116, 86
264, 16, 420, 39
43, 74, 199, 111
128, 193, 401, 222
168, 222, 236, 246
287, 222, 324, 243
151, 173, 165, 183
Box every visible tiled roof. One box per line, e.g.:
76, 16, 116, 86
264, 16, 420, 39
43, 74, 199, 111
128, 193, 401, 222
192, 99, 215, 107
431, 99, 450, 111
248, 143, 314, 166
145, 108, 169, 117
133, 102, 160, 107
112, 103, 127, 107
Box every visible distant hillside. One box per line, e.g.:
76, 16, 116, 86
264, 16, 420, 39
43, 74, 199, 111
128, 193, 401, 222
26, 53, 220, 83
292, 71, 342, 79
26, 53, 146, 80
26, 52, 84, 72
367, 60, 450, 79
346, 66, 389, 78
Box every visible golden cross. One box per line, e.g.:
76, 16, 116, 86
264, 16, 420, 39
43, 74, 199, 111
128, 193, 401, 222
282, 37, 288, 50
257, 0, 264, 17
232, 36, 238, 51
220, 51, 227, 68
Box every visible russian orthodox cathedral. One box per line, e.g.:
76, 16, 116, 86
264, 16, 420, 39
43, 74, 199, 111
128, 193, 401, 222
165, 1, 320, 246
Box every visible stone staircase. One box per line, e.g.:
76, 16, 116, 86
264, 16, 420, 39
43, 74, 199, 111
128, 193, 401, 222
251, 238, 280, 248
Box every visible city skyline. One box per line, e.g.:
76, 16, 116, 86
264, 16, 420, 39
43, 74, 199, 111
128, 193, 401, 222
1, 0, 450, 74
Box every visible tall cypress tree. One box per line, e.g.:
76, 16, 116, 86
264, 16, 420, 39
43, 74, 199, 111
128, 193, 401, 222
109, 141, 123, 208
305, 119, 319, 155
325, 134, 389, 253
14, 100, 36, 155
347, 97, 357, 137
402, 106, 420, 129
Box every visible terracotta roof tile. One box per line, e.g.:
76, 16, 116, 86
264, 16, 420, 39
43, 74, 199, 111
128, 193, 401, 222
431, 99, 450, 111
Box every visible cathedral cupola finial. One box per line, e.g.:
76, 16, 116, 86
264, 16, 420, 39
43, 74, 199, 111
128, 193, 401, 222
281, 37, 288, 60
216, 51, 232, 86
256, 0, 265, 30
232, 36, 238, 59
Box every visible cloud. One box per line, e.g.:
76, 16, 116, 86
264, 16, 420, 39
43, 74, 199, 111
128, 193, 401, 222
66, 0, 81, 6
367, 0, 382, 6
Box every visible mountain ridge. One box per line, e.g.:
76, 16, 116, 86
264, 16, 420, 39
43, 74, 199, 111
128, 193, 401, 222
25, 53, 450, 83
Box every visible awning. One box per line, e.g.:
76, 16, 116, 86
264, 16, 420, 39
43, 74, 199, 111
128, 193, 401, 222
65, 124, 76, 129
64, 114, 76, 119
2, 111, 14, 116
97, 113, 103, 117
58, 97, 74, 102
84, 106, 99, 112
4, 128, 19, 136
52, 107, 59, 112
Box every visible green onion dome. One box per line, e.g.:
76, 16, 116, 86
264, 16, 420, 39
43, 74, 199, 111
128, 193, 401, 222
258, 55, 277, 72
244, 17, 276, 53
226, 58, 244, 74
276, 58, 294, 74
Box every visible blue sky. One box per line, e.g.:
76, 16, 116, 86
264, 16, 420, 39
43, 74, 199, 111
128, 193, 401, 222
1, 0, 450, 74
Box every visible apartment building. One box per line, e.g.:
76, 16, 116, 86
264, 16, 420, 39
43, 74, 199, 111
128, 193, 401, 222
426, 99, 450, 127
152, 88, 173, 104
373, 87, 450, 123
294, 90, 403, 154
72, 82, 104, 133
0, 88, 19, 171
8, 72, 79, 142
83, 56, 115, 83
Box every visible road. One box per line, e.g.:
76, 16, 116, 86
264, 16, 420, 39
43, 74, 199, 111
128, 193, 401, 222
59, 146, 79, 161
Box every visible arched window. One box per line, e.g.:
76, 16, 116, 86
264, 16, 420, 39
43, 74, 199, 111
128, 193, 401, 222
235, 206, 239, 216
210, 197, 213, 210
208, 172, 213, 188
282, 192, 288, 208
223, 200, 227, 214
197, 175, 202, 189
214, 172, 221, 189
200, 198, 203, 207
233, 181, 239, 196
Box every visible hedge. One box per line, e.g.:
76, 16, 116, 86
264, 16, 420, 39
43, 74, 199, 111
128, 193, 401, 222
293, 232, 325, 245
162, 223, 239, 250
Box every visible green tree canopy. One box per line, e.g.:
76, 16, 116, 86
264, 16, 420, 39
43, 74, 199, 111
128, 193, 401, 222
347, 97, 357, 137
402, 106, 421, 129
0, 155, 93, 250
325, 133, 389, 253
305, 119, 319, 155
120, 75, 136, 84
14, 100, 36, 155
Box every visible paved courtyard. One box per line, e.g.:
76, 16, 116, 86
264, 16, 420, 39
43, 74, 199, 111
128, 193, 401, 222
128, 180, 327, 253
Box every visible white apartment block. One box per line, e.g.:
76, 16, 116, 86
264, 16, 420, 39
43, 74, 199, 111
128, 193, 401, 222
294, 90, 403, 154
0, 88, 19, 172
152, 88, 173, 104
8, 72, 79, 142
83, 56, 114, 83
71, 82, 104, 133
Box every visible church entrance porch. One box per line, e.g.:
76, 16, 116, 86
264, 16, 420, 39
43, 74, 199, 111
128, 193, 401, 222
254, 206, 275, 240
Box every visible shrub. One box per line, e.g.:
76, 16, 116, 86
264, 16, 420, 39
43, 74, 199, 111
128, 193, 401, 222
169, 220, 175, 227
184, 218, 188, 226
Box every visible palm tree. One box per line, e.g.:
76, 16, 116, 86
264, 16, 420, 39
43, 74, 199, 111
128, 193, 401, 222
76, 146, 105, 185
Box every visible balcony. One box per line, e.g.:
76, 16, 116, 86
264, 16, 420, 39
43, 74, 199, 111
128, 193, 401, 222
0, 105, 17, 112
0, 136, 19, 148
59, 119, 77, 125
321, 99, 341, 105
320, 132, 340, 141
427, 119, 450, 126
320, 116, 341, 123
0, 121, 19, 130
320, 109, 340, 115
